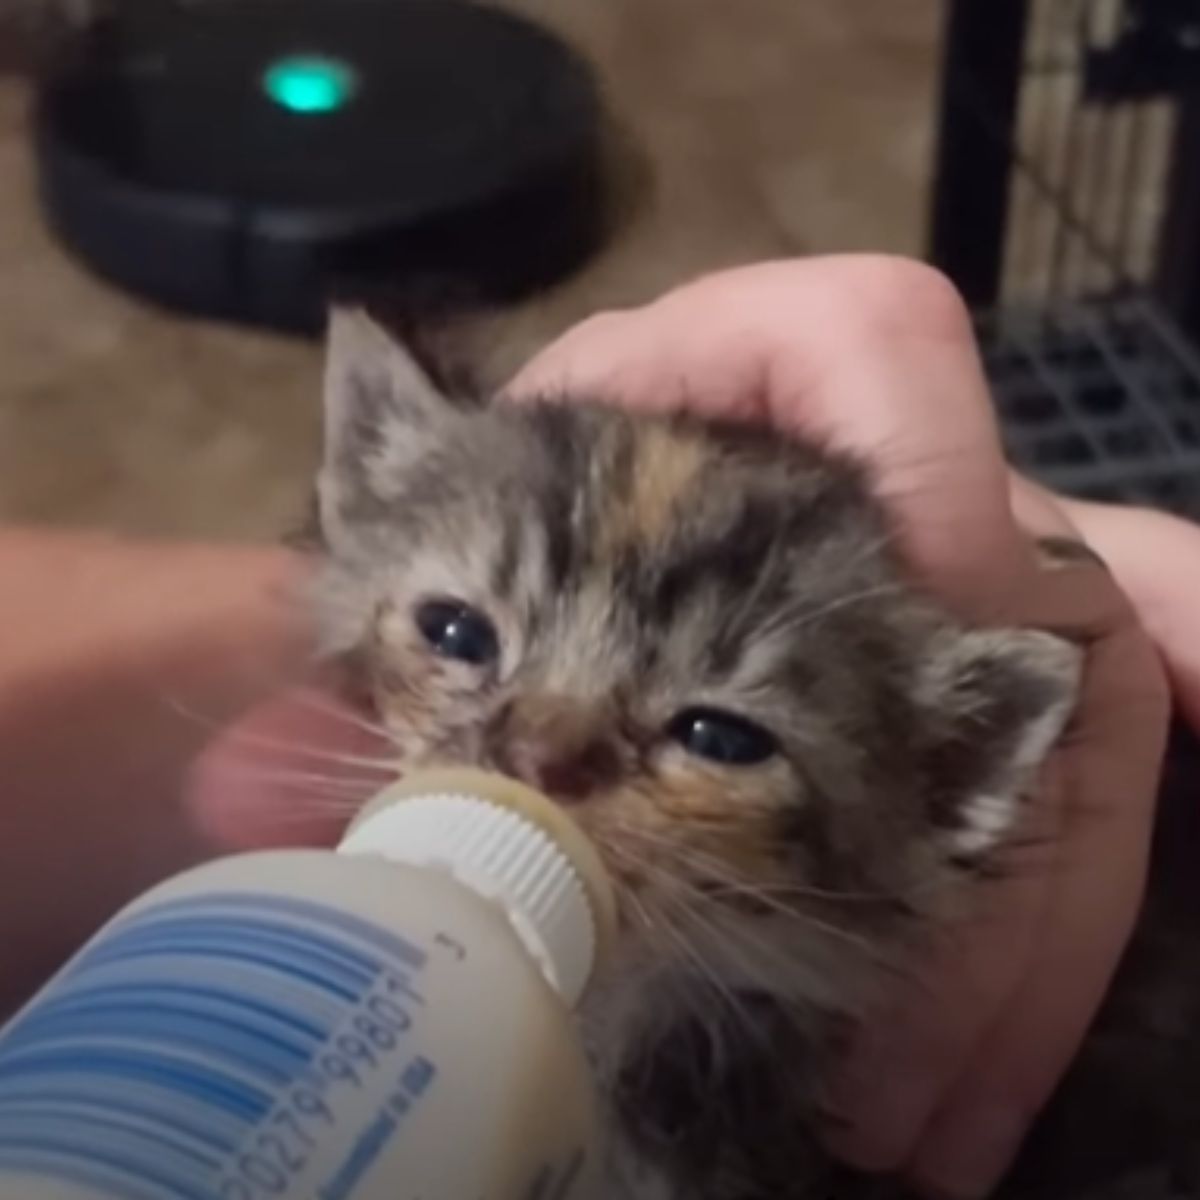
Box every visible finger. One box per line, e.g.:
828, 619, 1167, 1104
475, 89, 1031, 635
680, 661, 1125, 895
826, 802, 1058, 1175
1008, 474, 1080, 541
517, 259, 1044, 1171
1053, 494, 1200, 731
828, 518, 1156, 1181
910, 567, 1169, 1197
823, 495, 1087, 1172
509, 256, 1033, 618
185, 684, 391, 850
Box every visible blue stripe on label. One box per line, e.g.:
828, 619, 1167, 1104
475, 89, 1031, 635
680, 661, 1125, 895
30, 980, 331, 1040
0, 1147, 175, 1200
6, 1001, 313, 1085
123, 892, 428, 969
0, 1090, 240, 1153
0, 889, 429, 1200
80, 915, 381, 986
0, 1135, 213, 1200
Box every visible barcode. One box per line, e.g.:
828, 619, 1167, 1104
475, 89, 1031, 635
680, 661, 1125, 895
0, 891, 434, 1200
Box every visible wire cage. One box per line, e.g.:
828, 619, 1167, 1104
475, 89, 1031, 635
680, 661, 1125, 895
929, 0, 1200, 517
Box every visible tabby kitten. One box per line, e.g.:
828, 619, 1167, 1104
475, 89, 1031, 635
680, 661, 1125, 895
309, 308, 1085, 1200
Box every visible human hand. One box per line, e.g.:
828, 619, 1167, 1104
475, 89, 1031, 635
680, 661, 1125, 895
498, 258, 1178, 1196
189, 257, 1194, 1196
0, 529, 310, 1012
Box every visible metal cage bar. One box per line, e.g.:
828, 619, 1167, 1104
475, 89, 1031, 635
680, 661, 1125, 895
1156, 90, 1200, 342
928, 0, 1032, 306
927, 0, 1200, 518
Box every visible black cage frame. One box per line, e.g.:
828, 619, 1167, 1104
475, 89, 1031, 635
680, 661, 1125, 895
929, 0, 1200, 517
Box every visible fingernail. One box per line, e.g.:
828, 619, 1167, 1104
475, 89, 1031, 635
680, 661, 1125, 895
913, 1102, 1027, 1199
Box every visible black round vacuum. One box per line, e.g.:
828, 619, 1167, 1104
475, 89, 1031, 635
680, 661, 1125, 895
33, 0, 608, 334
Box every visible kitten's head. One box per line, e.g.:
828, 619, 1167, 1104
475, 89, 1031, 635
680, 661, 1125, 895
313, 308, 1080, 1023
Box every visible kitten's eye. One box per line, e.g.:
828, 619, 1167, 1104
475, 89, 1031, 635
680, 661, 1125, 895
666, 707, 777, 766
414, 599, 499, 666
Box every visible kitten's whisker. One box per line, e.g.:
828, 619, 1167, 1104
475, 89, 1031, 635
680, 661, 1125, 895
790, 582, 907, 634
617, 838, 898, 974
599, 840, 758, 1037
283, 688, 401, 745
160, 669, 404, 755
606, 820, 947, 907
201, 762, 380, 797
755, 908, 901, 977
704, 877, 899, 967
161, 693, 403, 775
615, 876, 656, 938
726, 528, 899, 637
223, 735, 401, 776
230, 798, 367, 824
625, 813, 952, 907
617, 888, 723, 1017
675, 892, 896, 1005
188, 767, 374, 820
652, 906, 759, 1041
610, 852, 802, 1009
265, 798, 370, 817
646, 889, 793, 1043
702, 874, 952, 906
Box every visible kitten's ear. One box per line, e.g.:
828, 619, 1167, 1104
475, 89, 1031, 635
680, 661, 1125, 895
319, 307, 458, 535
920, 629, 1082, 859
324, 306, 457, 446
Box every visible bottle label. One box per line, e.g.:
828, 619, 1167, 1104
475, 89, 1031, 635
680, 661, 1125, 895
0, 891, 438, 1200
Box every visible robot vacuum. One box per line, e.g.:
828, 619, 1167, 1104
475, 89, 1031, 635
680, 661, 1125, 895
33, 0, 607, 334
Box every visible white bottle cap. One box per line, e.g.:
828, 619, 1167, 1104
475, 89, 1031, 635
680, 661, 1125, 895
339, 783, 601, 1008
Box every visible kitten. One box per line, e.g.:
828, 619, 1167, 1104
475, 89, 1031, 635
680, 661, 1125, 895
307, 307, 1184, 1200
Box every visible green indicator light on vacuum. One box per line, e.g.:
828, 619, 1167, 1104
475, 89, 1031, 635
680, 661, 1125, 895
262, 55, 358, 114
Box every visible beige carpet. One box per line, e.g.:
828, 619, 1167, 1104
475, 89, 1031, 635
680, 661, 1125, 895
0, 0, 942, 539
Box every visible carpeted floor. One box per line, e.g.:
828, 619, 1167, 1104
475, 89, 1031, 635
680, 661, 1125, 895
0, 0, 942, 538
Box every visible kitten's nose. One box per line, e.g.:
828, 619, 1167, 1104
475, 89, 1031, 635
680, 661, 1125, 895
487, 697, 620, 804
